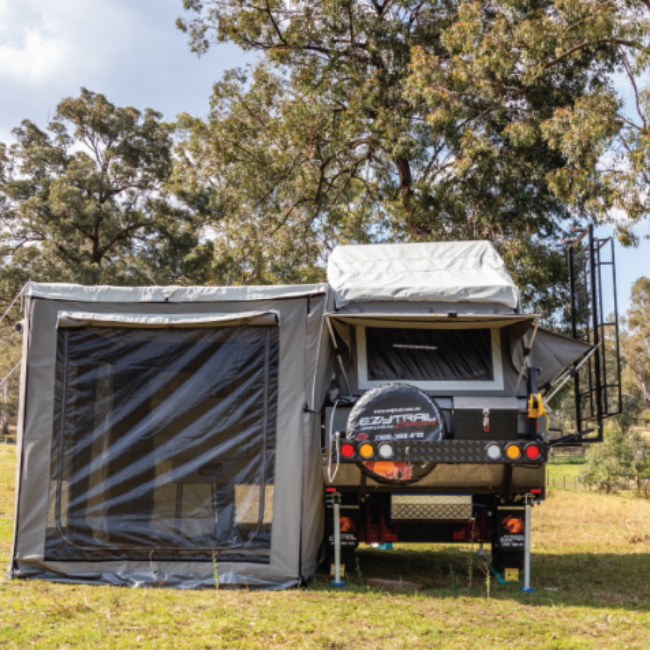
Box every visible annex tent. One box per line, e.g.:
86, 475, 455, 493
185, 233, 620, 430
9, 282, 330, 589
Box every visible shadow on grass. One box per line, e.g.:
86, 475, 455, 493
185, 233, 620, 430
310, 546, 650, 612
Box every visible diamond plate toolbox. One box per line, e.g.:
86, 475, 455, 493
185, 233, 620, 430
391, 494, 472, 520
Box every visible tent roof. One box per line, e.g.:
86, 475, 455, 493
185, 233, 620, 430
25, 281, 327, 303
327, 241, 521, 310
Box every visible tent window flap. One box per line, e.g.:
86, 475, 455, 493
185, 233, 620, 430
45, 324, 279, 563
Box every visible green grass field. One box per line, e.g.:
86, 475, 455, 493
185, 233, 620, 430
1, 445, 649, 649
546, 462, 586, 489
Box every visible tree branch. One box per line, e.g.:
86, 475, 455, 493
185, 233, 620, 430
542, 39, 637, 71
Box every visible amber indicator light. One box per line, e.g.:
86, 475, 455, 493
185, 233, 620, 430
505, 444, 521, 460
359, 443, 375, 459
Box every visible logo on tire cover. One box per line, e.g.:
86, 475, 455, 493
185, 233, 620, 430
346, 383, 446, 442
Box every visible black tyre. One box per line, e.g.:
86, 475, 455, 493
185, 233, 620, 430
346, 383, 446, 485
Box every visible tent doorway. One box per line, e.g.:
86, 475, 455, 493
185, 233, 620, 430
45, 323, 279, 563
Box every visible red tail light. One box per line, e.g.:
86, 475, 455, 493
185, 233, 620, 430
340, 443, 355, 458
525, 444, 541, 460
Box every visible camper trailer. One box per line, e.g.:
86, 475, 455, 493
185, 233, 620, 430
8, 230, 619, 588
321, 232, 620, 577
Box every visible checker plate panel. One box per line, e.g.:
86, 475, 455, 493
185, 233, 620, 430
391, 495, 472, 520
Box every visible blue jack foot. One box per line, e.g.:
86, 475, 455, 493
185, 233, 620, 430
331, 581, 346, 588
520, 586, 535, 593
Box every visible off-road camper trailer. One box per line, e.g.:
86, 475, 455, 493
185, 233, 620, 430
320, 238, 614, 575
7, 230, 620, 589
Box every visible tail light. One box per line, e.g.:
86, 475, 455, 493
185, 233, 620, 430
378, 443, 394, 459
525, 444, 541, 460
340, 443, 355, 458
486, 443, 502, 460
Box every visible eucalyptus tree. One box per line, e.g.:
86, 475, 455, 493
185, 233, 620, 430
0, 89, 214, 324
175, 0, 650, 314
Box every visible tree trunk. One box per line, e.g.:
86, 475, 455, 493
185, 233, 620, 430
92, 226, 102, 264
394, 156, 413, 217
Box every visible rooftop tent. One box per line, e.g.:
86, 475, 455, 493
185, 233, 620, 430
10, 282, 329, 589
328, 241, 522, 311
325, 241, 591, 396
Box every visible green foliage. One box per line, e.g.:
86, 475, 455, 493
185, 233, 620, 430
620, 277, 650, 419
580, 424, 650, 493
175, 0, 637, 315
0, 89, 214, 326
0, 331, 20, 435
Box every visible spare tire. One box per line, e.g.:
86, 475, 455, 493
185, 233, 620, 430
346, 384, 446, 485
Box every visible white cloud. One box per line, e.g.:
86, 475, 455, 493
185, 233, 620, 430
0, 0, 249, 142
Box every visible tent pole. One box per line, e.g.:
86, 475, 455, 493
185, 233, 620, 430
325, 318, 352, 397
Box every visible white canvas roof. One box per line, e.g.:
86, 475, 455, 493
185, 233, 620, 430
25, 281, 327, 303
327, 241, 521, 310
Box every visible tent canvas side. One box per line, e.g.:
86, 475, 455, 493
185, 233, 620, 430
10, 283, 328, 589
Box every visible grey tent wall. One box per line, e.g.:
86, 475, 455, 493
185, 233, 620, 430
510, 326, 592, 388
300, 292, 330, 579
8, 298, 33, 574
11, 291, 326, 589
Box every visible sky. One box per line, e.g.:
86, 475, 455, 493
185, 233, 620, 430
0, 0, 248, 143
0, 0, 648, 313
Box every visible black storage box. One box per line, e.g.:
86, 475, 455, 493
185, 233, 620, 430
452, 397, 520, 441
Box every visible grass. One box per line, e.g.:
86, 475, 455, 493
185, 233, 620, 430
1, 446, 650, 648
546, 462, 585, 489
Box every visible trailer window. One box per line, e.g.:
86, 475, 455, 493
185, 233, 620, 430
357, 326, 503, 391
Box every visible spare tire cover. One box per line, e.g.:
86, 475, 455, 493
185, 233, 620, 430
346, 384, 446, 484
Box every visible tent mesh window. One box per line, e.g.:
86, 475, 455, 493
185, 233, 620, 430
45, 325, 278, 563
365, 327, 493, 382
